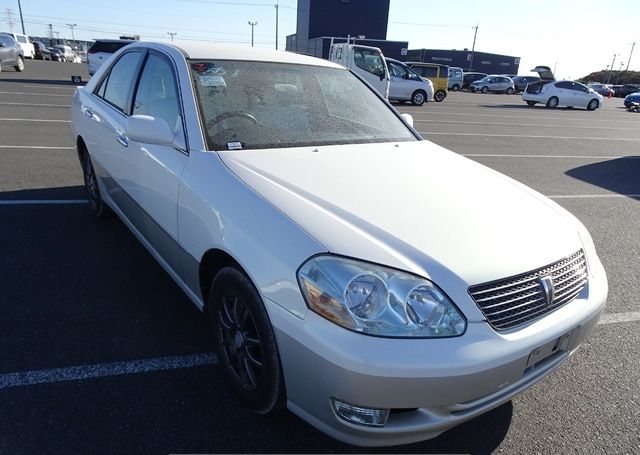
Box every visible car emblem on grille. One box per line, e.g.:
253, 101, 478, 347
538, 275, 555, 306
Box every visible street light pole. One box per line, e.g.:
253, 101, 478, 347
626, 42, 636, 71
469, 23, 478, 70
274, 1, 279, 50
248, 21, 258, 47
167, 32, 177, 42
66, 23, 77, 45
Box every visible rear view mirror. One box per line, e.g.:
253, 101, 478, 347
125, 115, 174, 146
401, 113, 414, 128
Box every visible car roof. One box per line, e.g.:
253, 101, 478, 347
135, 41, 342, 68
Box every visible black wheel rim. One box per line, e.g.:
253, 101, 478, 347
218, 295, 263, 391
83, 158, 99, 211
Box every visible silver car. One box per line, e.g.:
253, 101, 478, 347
470, 75, 515, 94
386, 57, 433, 105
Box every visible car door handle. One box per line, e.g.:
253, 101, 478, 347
115, 131, 129, 147
82, 106, 95, 119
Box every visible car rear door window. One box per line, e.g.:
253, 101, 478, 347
132, 53, 182, 134
96, 51, 144, 113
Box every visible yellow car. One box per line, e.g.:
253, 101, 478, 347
407, 63, 449, 102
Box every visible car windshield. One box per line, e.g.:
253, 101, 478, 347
189, 60, 417, 151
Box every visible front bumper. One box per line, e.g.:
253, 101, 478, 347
268, 263, 607, 447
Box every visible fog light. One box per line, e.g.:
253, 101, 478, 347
331, 398, 390, 427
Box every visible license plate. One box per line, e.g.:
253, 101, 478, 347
526, 328, 577, 368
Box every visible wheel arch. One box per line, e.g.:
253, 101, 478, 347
199, 248, 240, 310
76, 135, 88, 163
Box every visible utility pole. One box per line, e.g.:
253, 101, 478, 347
607, 53, 617, 84
274, 0, 278, 50
4, 8, 16, 33
66, 23, 77, 45
469, 23, 478, 70
17, 0, 25, 34
248, 20, 257, 47
626, 42, 636, 71
167, 32, 177, 42
48, 23, 53, 41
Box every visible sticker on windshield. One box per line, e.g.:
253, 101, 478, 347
199, 75, 226, 87
227, 141, 243, 150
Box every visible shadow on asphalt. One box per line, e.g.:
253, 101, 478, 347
0, 185, 85, 200
566, 157, 640, 200
0, 77, 85, 86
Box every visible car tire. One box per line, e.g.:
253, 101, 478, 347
481, 86, 489, 94
209, 266, 286, 415
434, 90, 446, 102
14, 57, 24, 72
526, 101, 536, 106
411, 90, 426, 106
587, 99, 599, 111
506, 87, 514, 95
546, 96, 559, 108
451, 84, 460, 91
81, 151, 111, 217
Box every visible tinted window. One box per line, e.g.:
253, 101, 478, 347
98, 51, 143, 112
353, 48, 385, 77
570, 82, 589, 92
555, 81, 572, 89
413, 66, 438, 77
133, 54, 181, 134
388, 61, 407, 79
16, 35, 26, 43
0, 35, 12, 46
89, 41, 133, 54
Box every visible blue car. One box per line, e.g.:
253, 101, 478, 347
623, 92, 640, 108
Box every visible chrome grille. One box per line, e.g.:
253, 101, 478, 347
469, 250, 588, 330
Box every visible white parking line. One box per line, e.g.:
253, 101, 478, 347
0, 91, 71, 97
417, 119, 638, 131
0, 353, 218, 390
0, 145, 74, 149
407, 110, 640, 124
549, 194, 640, 199
464, 154, 629, 159
0, 101, 69, 108
0, 200, 87, 205
0, 311, 636, 390
21, 84, 76, 90
0, 118, 70, 123
598, 311, 640, 325
420, 131, 640, 141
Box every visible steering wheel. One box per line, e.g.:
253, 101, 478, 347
207, 112, 258, 129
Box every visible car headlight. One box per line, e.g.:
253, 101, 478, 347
297, 255, 466, 338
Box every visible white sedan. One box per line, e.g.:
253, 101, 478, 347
71, 42, 607, 447
522, 80, 603, 110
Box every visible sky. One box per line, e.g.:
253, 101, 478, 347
1, 0, 639, 79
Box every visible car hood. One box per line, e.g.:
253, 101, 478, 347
219, 141, 582, 318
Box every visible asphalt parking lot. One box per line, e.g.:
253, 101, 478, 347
1, 60, 638, 454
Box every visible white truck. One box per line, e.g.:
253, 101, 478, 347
328, 42, 390, 99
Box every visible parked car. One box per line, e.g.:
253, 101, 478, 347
386, 57, 433, 105
511, 75, 541, 93
32, 41, 51, 61
447, 66, 463, 91
623, 92, 640, 108
523, 80, 603, 110
406, 62, 448, 101
71, 41, 607, 447
0, 33, 25, 72
614, 84, 640, 98
87, 39, 135, 75
53, 44, 75, 62
470, 75, 515, 94
587, 83, 615, 97
48, 47, 64, 62
461, 71, 487, 90
0, 31, 34, 58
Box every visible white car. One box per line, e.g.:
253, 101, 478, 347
0, 32, 34, 58
86, 39, 135, 75
71, 42, 607, 447
386, 57, 433, 105
523, 80, 603, 110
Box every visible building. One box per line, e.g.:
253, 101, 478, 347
407, 49, 521, 75
286, 0, 408, 60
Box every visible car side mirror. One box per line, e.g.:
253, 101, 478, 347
0, 43, 5, 48
125, 115, 174, 147
401, 113, 414, 127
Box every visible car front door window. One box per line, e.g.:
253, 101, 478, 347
99, 51, 144, 113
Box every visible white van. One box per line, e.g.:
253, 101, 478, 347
448, 66, 463, 91
54, 44, 75, 62
0, 32, 34, 58
329, 42, 390, 98
386, 57, 433, 105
